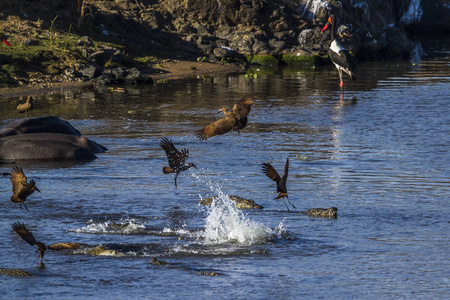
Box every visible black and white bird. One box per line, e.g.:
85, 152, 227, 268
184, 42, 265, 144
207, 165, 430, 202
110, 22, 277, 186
321, 15, 357, 93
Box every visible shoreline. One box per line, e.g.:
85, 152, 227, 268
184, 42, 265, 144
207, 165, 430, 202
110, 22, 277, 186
0, 60, 244, 98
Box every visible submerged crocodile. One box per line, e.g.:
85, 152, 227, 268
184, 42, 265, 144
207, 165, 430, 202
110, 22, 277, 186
299, 207, 338, 218
199, 195, 263, 209
0, 268, 33, 277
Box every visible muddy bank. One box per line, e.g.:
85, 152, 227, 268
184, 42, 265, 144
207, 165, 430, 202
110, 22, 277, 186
0, 0, 448, 90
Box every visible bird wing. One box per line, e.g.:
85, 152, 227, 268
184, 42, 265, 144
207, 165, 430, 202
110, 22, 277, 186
11, 222, 38, 246
18, 180, 38, 199
279, 158, 289, 192
160, 138, 188, 167
10, 167, 27, 196
196, 117, 234, 140
262, 163, 281, 183
232, 95, 254, 118
329, 46, 357, 78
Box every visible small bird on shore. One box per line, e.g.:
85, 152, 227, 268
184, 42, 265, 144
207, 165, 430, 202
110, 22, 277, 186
16, 96, 35, 117
11, 222, 85, 263
196, 95, 254, 140
10, 166, 40, 210
321, 14, 357, 94
160, 137, 197, 187
262, 157, 296, 212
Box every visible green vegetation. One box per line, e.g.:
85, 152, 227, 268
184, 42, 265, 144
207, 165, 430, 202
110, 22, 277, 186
246, 55, 279, 66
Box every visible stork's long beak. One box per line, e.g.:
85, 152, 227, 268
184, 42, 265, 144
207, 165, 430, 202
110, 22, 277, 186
3, 39, 11, 46
35, 187, 41, 193
321, 17, 332, 32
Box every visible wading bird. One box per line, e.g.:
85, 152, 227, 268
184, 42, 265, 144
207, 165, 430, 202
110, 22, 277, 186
321, 14, 357, 93
262, 157, 296, 212
16, 96, 35, 116
10, 167, 40, 210
11, 222, 85, 263
196, 95, 254, 140
160, 137, 197, 187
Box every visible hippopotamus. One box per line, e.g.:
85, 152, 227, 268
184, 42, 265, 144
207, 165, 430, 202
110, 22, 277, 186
0, 138, 98, 161
0, 116, 81, 138
0, 116, 107, 162
0, 133, 106, 154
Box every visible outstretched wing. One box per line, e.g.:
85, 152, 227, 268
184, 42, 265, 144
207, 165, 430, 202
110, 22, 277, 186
232, 95, 254, 119
160, 137, 188, 168
283, 158, 289, 180
11, 222, 38, 246
196, 117, 234, 140
262, 163, 281, 183
10, 167, 27, 196
279, 158, 289, 192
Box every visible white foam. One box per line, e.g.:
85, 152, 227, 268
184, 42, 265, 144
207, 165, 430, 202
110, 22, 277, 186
202, 192, 272, 244
71, 216, 145, 234
192, 170, 275, 245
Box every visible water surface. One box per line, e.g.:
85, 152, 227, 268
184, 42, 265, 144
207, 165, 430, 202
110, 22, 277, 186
0, 37, 449, 299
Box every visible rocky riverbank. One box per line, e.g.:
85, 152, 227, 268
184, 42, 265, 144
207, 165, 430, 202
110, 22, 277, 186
0, 0, 448, 91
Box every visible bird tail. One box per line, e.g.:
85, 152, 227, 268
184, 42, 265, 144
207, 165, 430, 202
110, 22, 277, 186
163, 166, 175, 174
274, 192, 288, 200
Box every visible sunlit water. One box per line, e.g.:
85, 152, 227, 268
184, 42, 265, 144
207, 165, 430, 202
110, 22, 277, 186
0, 37, 449, 299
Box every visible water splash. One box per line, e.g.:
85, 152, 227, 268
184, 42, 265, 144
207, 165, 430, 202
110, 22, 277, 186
192, 170, 275, 245
71, 216, 145, 234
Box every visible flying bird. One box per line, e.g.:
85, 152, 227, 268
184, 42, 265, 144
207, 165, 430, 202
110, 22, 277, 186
262, 157, 296, 212
196, 95, 254, 140
321, 14, 357, 93
11, 222, 85, 263
10, 167, 40, 210
16, 96, 35, 116
160, 137, 197, 187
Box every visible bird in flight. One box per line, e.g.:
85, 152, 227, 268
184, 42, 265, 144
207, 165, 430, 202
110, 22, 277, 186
196, 95, 254, 140
11, 222, 85, 263
262, 157, 296, 212
160, 137, 197, 187
10, 167, 40, 210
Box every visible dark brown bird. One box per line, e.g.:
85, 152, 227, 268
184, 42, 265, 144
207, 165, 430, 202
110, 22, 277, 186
196, 95, 254, 140
160, 137, 197, 187
16, 96, 35, 116
262, 157, 296, 212
10, 167, 40, 210
11, 222, 85, 263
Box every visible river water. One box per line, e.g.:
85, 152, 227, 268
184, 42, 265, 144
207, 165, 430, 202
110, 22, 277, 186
0, 37, 449, 299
